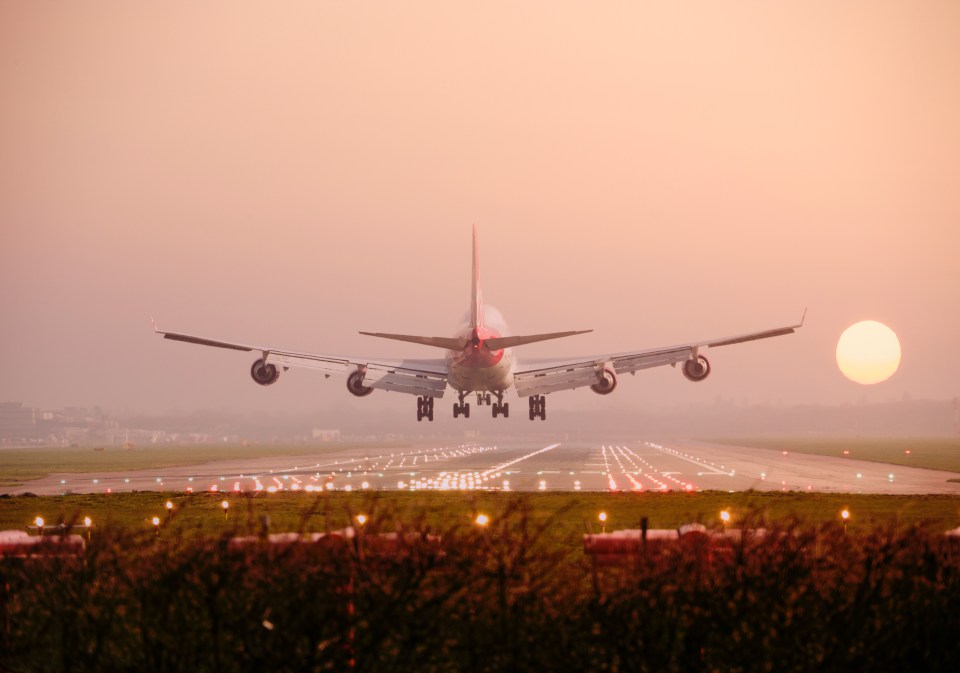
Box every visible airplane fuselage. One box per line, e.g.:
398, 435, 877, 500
445, 307, 516, 392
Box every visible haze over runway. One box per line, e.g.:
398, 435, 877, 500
2, 2, 959, 424
10, 439, 960, 497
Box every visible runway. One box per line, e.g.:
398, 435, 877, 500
11, 438, 960, 496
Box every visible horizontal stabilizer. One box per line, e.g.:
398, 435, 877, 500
485, 330, 592, 350
359, 332, 468, 350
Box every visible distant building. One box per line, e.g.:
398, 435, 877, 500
312, 428, 341, 441
0, 402, 39, 444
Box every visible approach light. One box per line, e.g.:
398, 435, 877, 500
84, 516, 92, 527
720, 510, 731, 524
841, 509, 850, 520
356, 514, 367, 526
475, 514, 490, 526
166, 500, 173, 511
35, 517, 44, 529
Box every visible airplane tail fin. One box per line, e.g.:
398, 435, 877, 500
471, 224, 482, 328
358, 227, 592, 353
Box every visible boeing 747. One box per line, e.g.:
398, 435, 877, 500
156, 227, 803, 421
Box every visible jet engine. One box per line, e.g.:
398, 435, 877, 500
590, 367, 618, 395
346, 370, 374, 397
250, 358, 280, 386
682, 355, 711, 382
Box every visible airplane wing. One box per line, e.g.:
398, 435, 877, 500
512, 311, 805, 398
154, 324, 449, 398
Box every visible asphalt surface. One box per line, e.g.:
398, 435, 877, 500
10, 438, 960, 496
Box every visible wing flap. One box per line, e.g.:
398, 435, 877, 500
612, 349, 692, 374
363, 365, 448, 398
268, 352, 352, 375
514, 363, 600, 396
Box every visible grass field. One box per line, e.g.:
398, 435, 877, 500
0, 442, 405, 486
5, 491, 960, 671
3, 491, 959, 555
712, 436, 960, 473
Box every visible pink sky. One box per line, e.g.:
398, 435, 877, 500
1, 2, 958, 416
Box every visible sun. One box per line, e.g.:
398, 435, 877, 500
836, 320, 901, 385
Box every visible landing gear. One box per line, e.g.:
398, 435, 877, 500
476, 392, 492, 406
417, 396, 434, 422
528, 395, 546, 421
453, 391, 470, 419
491, 391, 509, 418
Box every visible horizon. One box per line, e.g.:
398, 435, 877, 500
2, 2, 958, 422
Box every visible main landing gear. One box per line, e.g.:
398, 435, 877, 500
453, 391, 471, 419
450, 391, 510, 419
417, 396, 434, 422
528, 395, 546, 421
490, 391, 509, 418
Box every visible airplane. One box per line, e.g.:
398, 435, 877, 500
155, 226, 804, 421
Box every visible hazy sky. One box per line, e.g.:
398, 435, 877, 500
2, 2, 958, 418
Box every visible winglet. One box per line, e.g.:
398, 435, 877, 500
151, 316, 160, 333
800, 307, 807, 327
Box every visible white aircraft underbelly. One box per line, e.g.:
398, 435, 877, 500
447, 349, 515, 392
